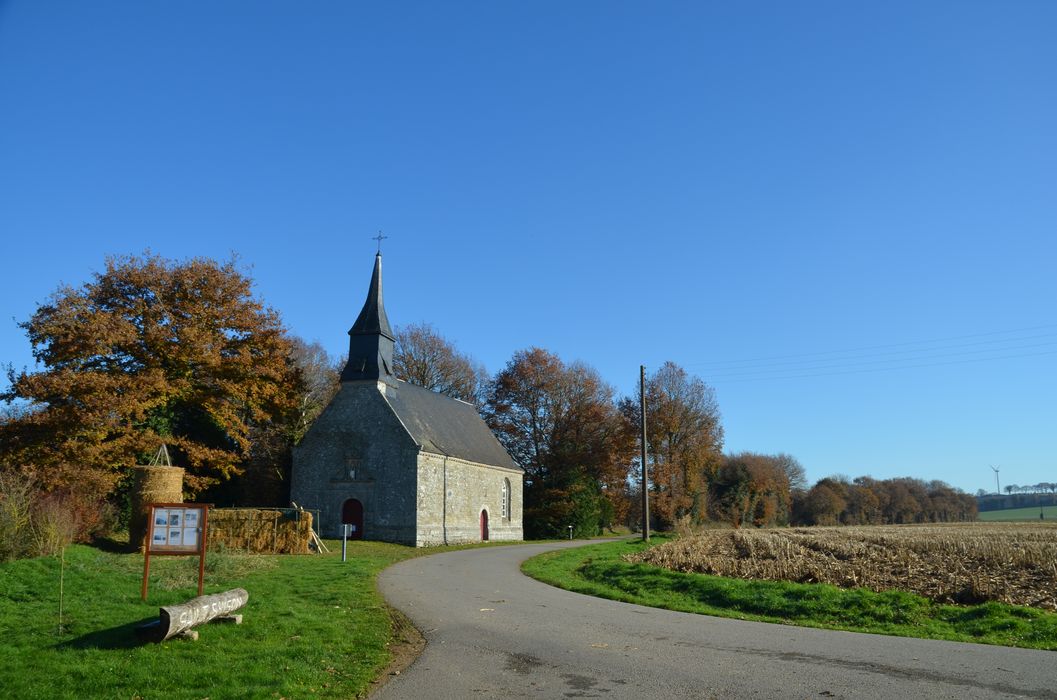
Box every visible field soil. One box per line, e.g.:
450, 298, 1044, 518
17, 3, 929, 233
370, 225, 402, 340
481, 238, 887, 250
629, 523, 1057, 610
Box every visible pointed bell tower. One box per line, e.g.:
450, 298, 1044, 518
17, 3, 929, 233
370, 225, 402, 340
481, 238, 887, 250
340, 253, 396, 383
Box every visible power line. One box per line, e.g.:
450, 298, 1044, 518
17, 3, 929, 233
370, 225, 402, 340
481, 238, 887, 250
706, 348, 1057, 384
703, 338, 1057, 379
685, 323, 1057, 369
693, 332, 1057, 373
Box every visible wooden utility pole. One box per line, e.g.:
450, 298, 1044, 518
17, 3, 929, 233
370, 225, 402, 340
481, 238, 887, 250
640, 365, 650, 542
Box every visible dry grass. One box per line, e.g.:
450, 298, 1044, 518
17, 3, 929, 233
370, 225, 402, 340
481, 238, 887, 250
628, 523, 1057, 609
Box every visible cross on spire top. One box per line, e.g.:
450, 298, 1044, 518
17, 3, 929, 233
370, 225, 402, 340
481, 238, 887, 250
372, 231, 388, 254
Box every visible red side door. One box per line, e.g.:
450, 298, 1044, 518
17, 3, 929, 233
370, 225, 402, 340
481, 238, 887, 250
342, 499, 364, 540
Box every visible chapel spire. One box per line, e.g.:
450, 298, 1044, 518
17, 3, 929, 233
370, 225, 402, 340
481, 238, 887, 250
340, 253, 396, 382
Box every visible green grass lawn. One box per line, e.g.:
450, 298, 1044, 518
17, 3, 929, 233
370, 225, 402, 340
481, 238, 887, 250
522, 537, 1057, 650
978, 504, 1057, 521
0, 541, 424, 699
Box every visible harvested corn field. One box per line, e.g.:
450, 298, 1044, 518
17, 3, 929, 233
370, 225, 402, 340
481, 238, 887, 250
627, 523, 1057, 609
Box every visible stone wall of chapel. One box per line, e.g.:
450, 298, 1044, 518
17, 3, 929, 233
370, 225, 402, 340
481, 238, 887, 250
291, 382, 419, 543
416, 452, 524, 546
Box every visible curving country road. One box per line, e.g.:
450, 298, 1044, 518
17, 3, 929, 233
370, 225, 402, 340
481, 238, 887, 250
375, 540, 1056, 699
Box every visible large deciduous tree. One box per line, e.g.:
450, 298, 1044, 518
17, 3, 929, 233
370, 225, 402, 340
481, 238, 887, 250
483, 348, 630, 538
393, 322, 487, 404
230, 336, 341, 506
0, 253, 301, 496
800, 478, 848, 525
622, 361, 723, 529
287, 337, 341, 444
712, 452, 796, 527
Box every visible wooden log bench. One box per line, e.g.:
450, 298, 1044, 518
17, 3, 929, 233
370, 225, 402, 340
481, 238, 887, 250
137, 588, 249, 642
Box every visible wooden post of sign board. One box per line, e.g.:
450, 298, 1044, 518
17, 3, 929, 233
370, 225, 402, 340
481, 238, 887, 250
141, 547, 151, 601
141, 504, 158, 601
197, 505, 209, 596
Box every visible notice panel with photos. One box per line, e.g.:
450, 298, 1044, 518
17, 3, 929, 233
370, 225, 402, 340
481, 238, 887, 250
148, 505, 206, 552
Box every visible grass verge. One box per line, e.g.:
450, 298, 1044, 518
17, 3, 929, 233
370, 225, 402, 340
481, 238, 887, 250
522, 537, 1057, 650
0, 541, 428, 699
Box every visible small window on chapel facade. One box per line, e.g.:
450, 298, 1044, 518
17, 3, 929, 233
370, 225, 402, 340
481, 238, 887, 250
501, 478, 511, 520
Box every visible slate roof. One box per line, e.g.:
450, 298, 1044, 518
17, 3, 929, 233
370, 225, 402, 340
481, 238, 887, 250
383, 380, 521, 471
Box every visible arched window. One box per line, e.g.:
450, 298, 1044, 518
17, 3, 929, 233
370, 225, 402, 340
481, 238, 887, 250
501, 478, 511, 520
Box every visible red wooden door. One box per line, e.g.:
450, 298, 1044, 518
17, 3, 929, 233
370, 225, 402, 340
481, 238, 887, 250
342, 499, 364, 540
480, 509, 489, 541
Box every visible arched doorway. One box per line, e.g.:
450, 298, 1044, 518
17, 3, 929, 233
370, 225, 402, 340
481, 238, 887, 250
342, 498, 364, 540
480, 509, 489, 541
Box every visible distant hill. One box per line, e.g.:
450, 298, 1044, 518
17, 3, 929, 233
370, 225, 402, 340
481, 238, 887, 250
976, 492, 1057, 512
977, 505, 1057, 522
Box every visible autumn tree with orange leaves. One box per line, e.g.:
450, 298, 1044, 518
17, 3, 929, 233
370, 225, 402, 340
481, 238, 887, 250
622, 361, 724, 530
1, 253, 302, 498
483, 348, 631, 538
712, 452, 800, 527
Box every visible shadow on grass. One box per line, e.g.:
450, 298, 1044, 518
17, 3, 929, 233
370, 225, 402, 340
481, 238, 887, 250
90, 534, 134, 554
58, 617, 157, 650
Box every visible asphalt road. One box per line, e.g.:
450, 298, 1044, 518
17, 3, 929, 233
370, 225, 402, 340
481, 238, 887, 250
375, 540, 1056, 699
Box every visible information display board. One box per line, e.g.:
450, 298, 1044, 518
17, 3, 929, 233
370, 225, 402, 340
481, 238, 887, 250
142, 503, 211, 600
149, 506, 204, 551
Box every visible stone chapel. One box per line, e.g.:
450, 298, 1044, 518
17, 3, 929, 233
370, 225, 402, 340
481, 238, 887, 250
290, 253, 523, 545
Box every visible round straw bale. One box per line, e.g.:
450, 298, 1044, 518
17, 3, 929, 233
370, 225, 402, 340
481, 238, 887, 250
130, 466, 184, 550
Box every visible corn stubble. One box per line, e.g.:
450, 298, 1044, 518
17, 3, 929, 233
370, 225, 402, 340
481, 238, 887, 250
628, 523, 1057, 609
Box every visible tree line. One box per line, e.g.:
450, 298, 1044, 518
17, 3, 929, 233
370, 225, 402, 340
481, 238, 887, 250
793, 476, 977, 526
1000, 483, 1057, 495
0, 253, 979, 545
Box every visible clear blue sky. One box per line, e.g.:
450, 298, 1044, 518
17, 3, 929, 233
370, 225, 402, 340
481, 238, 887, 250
1, 2, 1054, 495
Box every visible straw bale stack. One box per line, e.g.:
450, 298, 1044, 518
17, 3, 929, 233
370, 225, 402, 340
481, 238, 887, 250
130, 465, 185, 550
208, 509, 313, 554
